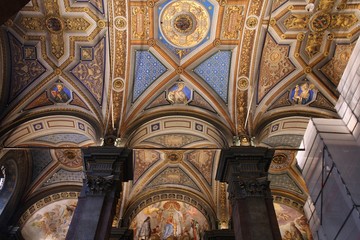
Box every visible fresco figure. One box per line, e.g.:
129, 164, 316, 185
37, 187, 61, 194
139, 217, 151, 240
150, 225, 161, 240
189, 219, 200, 240
22, 200, 77, 240
167, 82, 191, 104
51, 83, 70, 103
131, 201, 209, 240
275, 203, 312, 240
162, 219, 174, 239
290, 82, 315, 105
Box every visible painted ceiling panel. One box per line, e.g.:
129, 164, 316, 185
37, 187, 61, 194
262, 134, 304, 148
70, 37, 106, 105
145, 92, 171, 109
308, 93, 336, 112
42, 169, 83, 187
257, 34, 295, 103
188, 91, 216, 113
269, 173, 303, 195
31, 149, 53, 182
146, 167, 201, 192
320, 42, 357, 87
33, 133, 90, 144
73, 0, 105, 14
267, 91, 292, 111
133, 150, 161, 183
184, 150, 215, 186
69, 92, 91, 110
193, 51, 231, 103
144, 134, 205, 148
132, 50, 167, 101
23, 92, 54, 110
7, 32, 47, 102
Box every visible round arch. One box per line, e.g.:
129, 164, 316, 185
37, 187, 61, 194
126, 115, 232, 149
0, 150, 31, 231
122, 188, 218, 230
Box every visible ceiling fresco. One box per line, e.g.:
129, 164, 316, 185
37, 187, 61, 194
0, 0, 359, 238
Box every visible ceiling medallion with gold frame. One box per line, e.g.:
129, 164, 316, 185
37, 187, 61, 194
160, 0, 210, 48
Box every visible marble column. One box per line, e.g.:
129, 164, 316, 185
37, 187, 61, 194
216, 147, 281, 240
66, 147, 132, 240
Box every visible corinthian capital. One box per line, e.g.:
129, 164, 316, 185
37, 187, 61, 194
86, 175, 114, 195
228, 177, 271, 200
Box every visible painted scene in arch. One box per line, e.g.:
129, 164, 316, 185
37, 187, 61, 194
274, 203, 313, 240
21, 199, 77, 240
131, 200, 209, 240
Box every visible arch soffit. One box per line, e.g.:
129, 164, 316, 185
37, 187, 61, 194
2, 115, 99, 147
126, 116, 232, 149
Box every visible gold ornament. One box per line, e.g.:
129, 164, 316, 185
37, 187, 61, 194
160, 0, 210, 48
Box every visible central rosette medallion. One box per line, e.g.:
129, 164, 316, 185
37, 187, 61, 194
160, 0, 210, 48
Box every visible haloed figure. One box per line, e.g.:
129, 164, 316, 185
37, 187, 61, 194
139, 217, 151, 240
51, 84, 70, 103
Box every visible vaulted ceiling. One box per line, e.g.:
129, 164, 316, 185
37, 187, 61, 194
0, 0, 359, 231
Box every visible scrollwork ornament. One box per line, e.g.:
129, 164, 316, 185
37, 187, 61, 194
86, 175, 114, 195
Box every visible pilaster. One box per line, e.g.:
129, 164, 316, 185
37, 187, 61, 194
66, 147, 132, 240
216, 147, 281, 240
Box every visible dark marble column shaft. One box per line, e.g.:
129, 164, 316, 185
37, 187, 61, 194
66, 147, 132, 240
216, 147, 281, 240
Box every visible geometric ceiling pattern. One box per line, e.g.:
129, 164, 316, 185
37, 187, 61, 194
132, 50, 167, 101
0, 0, 359, 236
194, 51, 232, 103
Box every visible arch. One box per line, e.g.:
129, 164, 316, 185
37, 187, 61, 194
0, 150, 31, 231
126, 115, 232, 149
18, 190, 80, 240
1, 115, 100, 148
122, 188, 218, 230
0, 159, 17, 215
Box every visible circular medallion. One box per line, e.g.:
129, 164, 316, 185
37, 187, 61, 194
114, 16, 127, 30
237, 77, 249, 90
55, 148, 82, 168
246, 16, 258, 29
113, 78, 124, 92
148, 38, 156, 47
45, 16, 64, 33
270, 152, 293, 171
166, 151, 183, 163
213, 38, 221, 47
173, 14, 194, 33
160, 0, 210, 48
97, 20, 106, 28
176, 66, 184, 74
310, 11, 331, 32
